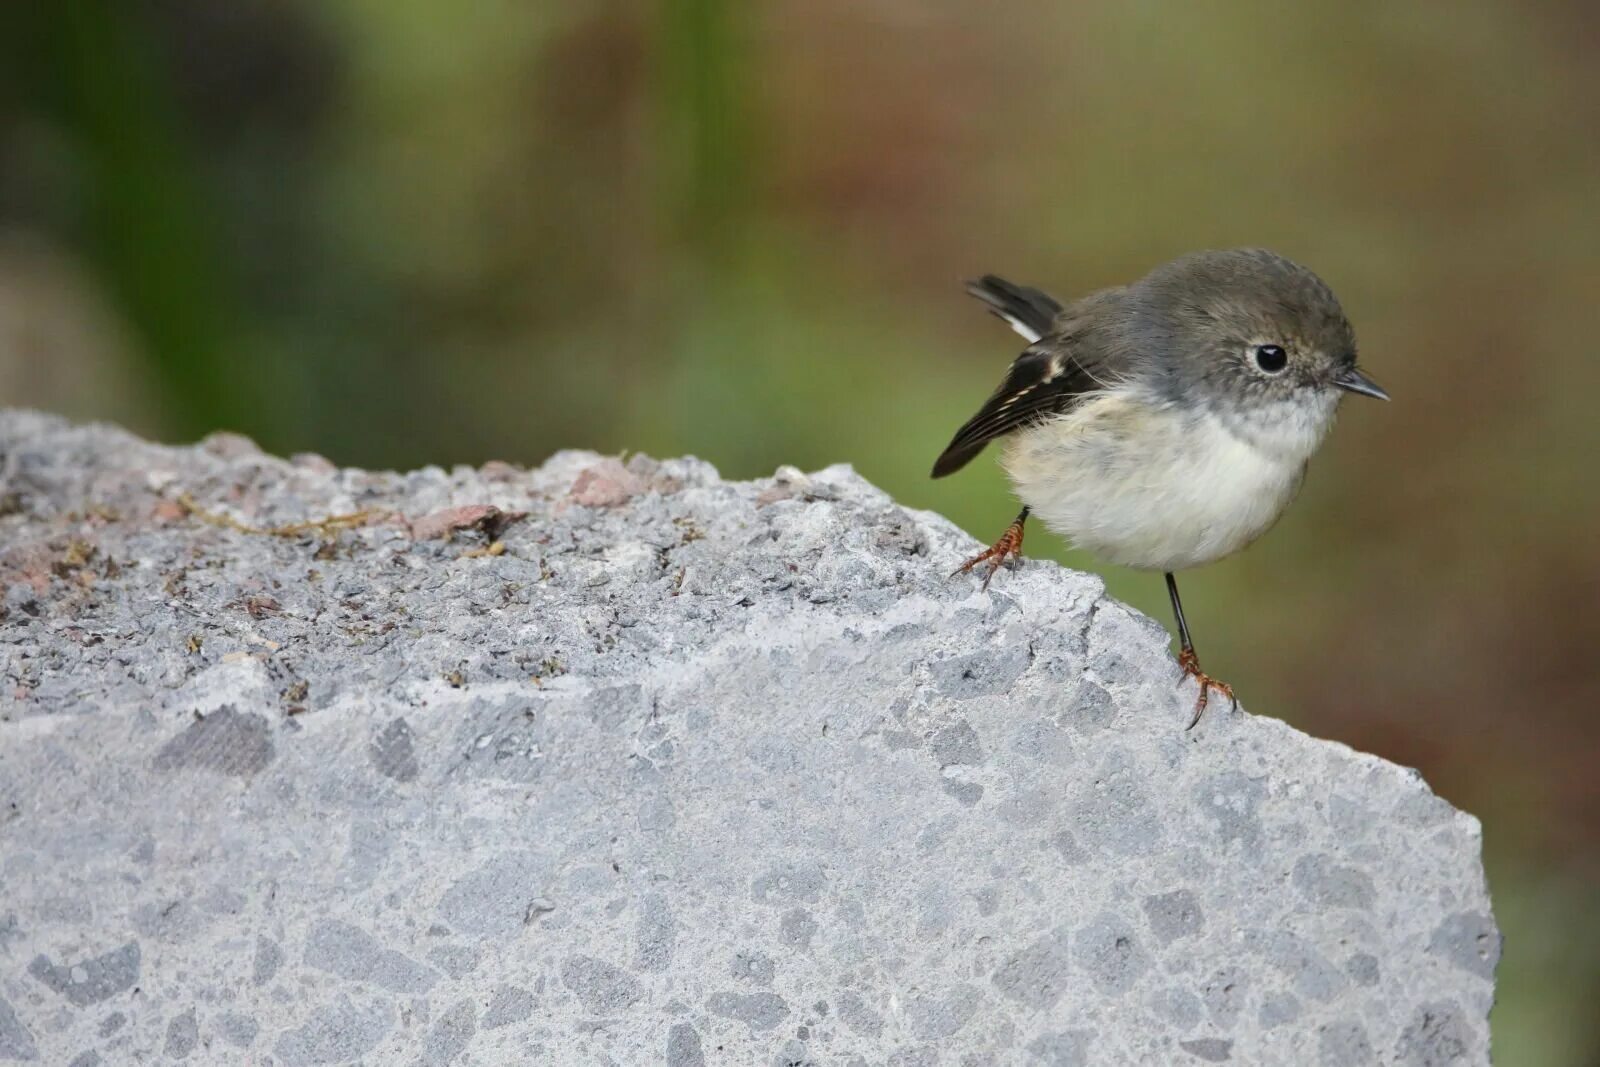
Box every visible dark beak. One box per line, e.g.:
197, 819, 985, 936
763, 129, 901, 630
1334, 367, 1389, 401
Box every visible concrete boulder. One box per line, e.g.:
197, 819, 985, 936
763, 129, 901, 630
0, 411, 1497, 1064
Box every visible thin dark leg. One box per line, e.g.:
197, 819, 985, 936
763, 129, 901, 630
953, 506, 1030, 590
1164, 572, 1193, 654
1163, 571, 1235, 728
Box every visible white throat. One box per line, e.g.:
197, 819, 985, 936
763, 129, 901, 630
1214, 392, 1340, 465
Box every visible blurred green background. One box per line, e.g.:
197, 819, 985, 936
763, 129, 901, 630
3, 2, 1597, 1060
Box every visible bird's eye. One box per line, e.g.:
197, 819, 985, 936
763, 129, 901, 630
1253, 344, 1289, 373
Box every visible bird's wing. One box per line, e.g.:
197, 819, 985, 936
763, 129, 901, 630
965, 275, 1064, 343
934, 289, 1120, 476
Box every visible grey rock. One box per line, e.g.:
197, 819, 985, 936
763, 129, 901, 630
732, 951, 775, 986
906, 983, 981, 1040
666, 1022, 706, 1067
0, 996, 39, 1061
1427, 911, 1501, 979
1319, 1019, 1376, 1066
426, 942, 480, 979
635, 893, 677, 973
1396, 1000, 1478, 1065
271, 994, 392, 1065
162, 1008, 197, 1058
423, 999, 476, 1066
215, 1011, 260, 1048
27, 943, 140, 1008
993, 927, 1074, 1010
482, 986, 535, 1030
707, 990, 789, 1032
1259, 990, 1302, 1028
303, 919, 437, 994
0, 411, 1499, 1063
1180, 1037, 1234, 1062
1293, 853, 1378, 909
835, 990, 884, 1038
929, 719, 983, 767
151, 706, 274, 776
435, 852, 546, 939
1150, 987, 1203, 1029
1028, 1029, 1092, 1065
251, 936, 282, 986
1075, 912, 1151, 995
561, 956, 643, 1014
1142, 888, 1204, 945
369, 717, 419, 782
1344, 952, 1381, 987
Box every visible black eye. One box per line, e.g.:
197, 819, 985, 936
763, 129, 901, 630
1254, 344, 1288, 373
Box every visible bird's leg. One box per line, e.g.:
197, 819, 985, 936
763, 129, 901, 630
1165, 572, 1236, 728
953, 507, 1030, 591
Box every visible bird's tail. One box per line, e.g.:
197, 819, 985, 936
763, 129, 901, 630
964, 275, 1063, 344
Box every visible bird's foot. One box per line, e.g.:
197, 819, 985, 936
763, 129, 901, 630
951, 517, 1027, 591
1177, 647, 1236, 729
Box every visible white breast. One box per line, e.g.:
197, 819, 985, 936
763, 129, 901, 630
1002, 391, 1325, 571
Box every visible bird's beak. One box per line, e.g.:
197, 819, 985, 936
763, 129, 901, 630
1334, 367, 1389, 401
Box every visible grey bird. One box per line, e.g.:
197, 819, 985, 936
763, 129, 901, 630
932, 248, 1388, 725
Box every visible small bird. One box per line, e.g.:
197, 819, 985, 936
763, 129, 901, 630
932, 249, 1388, 726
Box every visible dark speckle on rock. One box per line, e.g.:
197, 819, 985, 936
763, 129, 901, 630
1395, 1001, 1474, 1066
1142, 889, 1205, 945
152, 707, 274, 776
0, 995, 39, 1061
1292, 854, 1377, 910
370, 717, 419, 782
752, 862, 825, 906
483, 986, 536, 1030
929, 720, 983, 767
1076, 913, 1151, 995
941, 778, 983, 806
423, 999, 477, 1065
707, 990, 790, 1032
28, 942, 140, 1008
667, 1022, 706, 1067
252, 936, 282, 986
1344, 953, 1380, 987
1179, 1037, 1233, 1062
636, 893, 677, 973
561, 956, 643, 1014
163, 1007, 198, 1059
1427, 912, 1501, 979
779, 908, 817, 950
992, 928, 1073, 1010
271, 994, 393, 1065
304, 919, 436, 994
1027, 1029, 1092, 1066
931, 645, 1033, 699
835, 991, 883, 1039
1318, 1019, 1375, 1066
733, 951, 776, 986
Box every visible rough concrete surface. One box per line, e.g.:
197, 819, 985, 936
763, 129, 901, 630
0, 410, 1498, 1064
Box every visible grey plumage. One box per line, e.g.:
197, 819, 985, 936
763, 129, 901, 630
933, 249, 1364, 479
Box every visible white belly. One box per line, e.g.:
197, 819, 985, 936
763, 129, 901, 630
1001, 393, 1310, 571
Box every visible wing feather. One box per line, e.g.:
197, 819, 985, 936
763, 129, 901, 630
931, 345, 1109, 478
933, 278, 1123, 478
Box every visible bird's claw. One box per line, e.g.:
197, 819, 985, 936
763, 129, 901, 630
951, 519, 1027, 591
1177, 647, 1236, 729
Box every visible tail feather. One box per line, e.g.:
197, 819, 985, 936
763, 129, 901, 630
965, 275, 1063, 343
